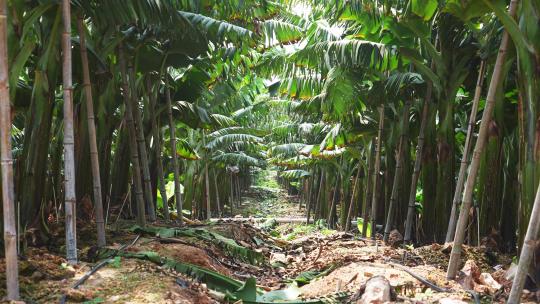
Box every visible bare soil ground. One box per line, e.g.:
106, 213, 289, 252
0, 180, 522, 303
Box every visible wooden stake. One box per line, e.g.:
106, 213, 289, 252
61, 0, 78, 264
370, 105, 385, 240
446, 0, 519, 279
445, 61, 486, 243
404, 86, 431, 242
508, 181, 540, 302
77, 16, 106, 247
0, 0, 20, 298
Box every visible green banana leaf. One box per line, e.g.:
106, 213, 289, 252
131, 226, 264, 265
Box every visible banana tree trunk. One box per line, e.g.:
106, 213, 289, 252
447, 0, 518, 279
371, 106, 385, 240
118, 45, 146, 227
384, 102, 411, 243
445, 60, 486, 243
62, 0, 77, 264
508, 180, 540, 302
128, 67, 156, 221
77, 17, 106, 247
147, 79, 169, 221
0, 0, 19, 298
404, 85, 432, 242
166, 85, 183, 225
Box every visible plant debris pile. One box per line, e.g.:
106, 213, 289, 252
0, 218, 518, 303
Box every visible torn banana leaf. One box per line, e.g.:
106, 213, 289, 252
97, 248, 348, 303
130, 225, 265, 265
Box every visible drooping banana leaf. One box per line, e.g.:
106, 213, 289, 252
131, 226, 264, 265
97, 248, 345, 303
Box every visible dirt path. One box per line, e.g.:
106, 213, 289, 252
232, 169, 305, 219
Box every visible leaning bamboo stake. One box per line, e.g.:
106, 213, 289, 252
370, 105, 385, 240
166, 84, 183, 225
128, 67, 156, 222
61, 0, 78, 264
345, 163, 362, 231
508, 181, 540, 303
147, 78, 169, 221
118, 44, 146, 227
446, 0, 518, 279
445, 61, 486, 243
404, 86, 432, 242
383, 102, 410, 243
77, 17, 106, 247
0, 0, 20, 298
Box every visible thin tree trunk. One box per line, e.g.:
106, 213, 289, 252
147, 78, 169, 221
306, 170, 317, 224
118, 44, 146, 226
384, 102, 411, 243
203, 131, 211, 220
327, 175, 340, 228
62, 0, 77, 264
213, 170, 221, 217
404, 86, 432, 242
235, 174, 241, 206
445, 61, 487, 243
0, 0, 19, 298
77, 17, 106, 247
346, 164, 362, 231
314, 170, 325, 221
128, 67, 156, 221
166, 85, 183, 225
508, 181, 540, 303
446, 0, 518, 279
371, 106, 385, 240
229, 172, 234, 215
362, 139, 376, 237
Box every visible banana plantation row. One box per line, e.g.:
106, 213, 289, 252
1, 0, 539, 302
